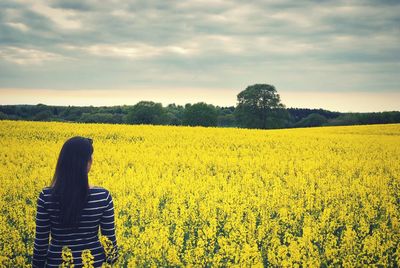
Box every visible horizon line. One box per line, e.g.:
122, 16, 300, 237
1, 88, 399, 113
1, 102, 400, 114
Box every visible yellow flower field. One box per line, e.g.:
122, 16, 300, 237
0, 120, 399, 267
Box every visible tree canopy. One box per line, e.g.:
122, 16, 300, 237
183, 102, 218, 127
126, 101, 164, 125
1, 85, 399, 129
234, 84, 288, 129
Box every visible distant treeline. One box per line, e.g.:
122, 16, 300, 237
1, 102, 399, 129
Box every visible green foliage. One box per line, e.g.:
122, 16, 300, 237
0, 111, 8, 120
326, 114, 361, 126
33, 110, 52, 121
235, 84, 287, 129
294, 113, 328, 128
183, 102, 218, 127
126, 101, 164, 125
163, 103, 185, 125
287, 108, 340, 123
80, 113, 123, 124
217, 114, 236, 127
0, 90, 399, 129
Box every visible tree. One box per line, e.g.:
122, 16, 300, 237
164, 103, 185, 125
294, 113, 327, 127
33, 110, 52, 121
126, 101, 164, 125
217, 113, 236, 127
79, 113, 122, 124
183, 102, 218, 127
234, 84, 288, 129
0, 111, 8, 120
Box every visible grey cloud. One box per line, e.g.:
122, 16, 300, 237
50, 0, 93, 11
0, 0, 399, 93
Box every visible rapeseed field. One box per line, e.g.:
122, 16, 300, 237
0, 120, 399, 267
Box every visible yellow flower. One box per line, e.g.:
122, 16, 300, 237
82, 249, 94, 268
0, 120, 398, 266
60, 246, 74, 267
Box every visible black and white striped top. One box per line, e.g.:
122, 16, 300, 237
32, 186, 118, 268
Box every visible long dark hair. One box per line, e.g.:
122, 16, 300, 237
50, 136, 93, 227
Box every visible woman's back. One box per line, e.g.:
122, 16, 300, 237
32, 186, 118, 267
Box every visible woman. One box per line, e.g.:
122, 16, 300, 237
32, 136, 118, 267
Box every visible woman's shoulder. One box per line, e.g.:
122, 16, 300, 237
41, 186, 52, 195
37, 186, 53, 203
41, 185, 109, 192
89, 186, 111, 203
89, 185, 110, 195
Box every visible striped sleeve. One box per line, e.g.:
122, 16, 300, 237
100, 191, 119, 264
32, 189, 50, 268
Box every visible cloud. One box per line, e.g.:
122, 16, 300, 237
50, 0, 93, 11
30, 1, 82, 30
5, 22, 29, 31
61, 42, 198, 59
0, 46, 66, 65
0, 0, 399, 105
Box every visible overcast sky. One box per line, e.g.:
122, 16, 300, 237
0, 0, 399, 112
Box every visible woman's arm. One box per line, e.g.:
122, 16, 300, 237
100, 191, 119, 264
32, 190, 50, 268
